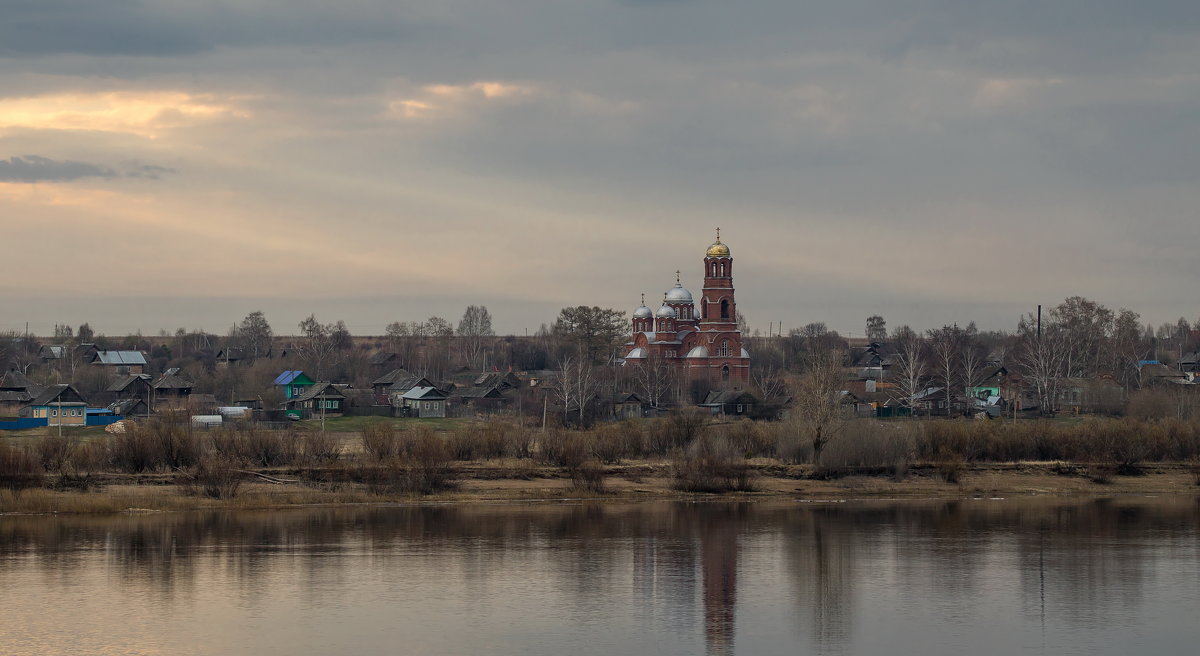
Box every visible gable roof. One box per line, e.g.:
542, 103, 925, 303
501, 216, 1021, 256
0, 370, 33, 390
372, 368, 415, 386
274, 370, 313, 385
401, 386, 447, 401
702, 389, 759, 405
107, 374, 152, 393
455, 386, 503, 399
108, 398, 147, 416
94, 351, 147, 366
386, 376, 434, 393
29, 384, 85, 407
154, 372, 195, 390
293, 382, 345, 403
0, 390, 33, 403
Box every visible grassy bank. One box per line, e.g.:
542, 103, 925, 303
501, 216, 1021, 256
4, 415, 1200, 514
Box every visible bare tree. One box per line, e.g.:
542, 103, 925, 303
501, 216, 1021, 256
891, 332, 926, 410
457, 305, 495, 371
631, 351, 676, 409
297, 315, 339, 380
927, 325, 963, 415
1015, 314, 1068, 415
555, 355, 601, 425
786, 350, 850, 463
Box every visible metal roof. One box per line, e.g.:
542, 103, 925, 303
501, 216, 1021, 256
401, 386, 446, 400
94, 351, 147, 366
273, 370, 308, 385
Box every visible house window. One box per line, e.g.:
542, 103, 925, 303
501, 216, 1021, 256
51, 409, 57, 417
736, 404, 743, 413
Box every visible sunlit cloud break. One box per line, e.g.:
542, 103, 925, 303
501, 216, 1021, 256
0, 91, 248, 138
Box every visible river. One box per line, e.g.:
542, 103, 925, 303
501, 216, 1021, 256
1, 497, 1197, 655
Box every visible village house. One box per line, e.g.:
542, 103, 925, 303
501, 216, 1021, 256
399, 386, 448, 418
25, 384, 88, 426
0, 370, 39, 418
274, 371, 315, 401
92, 350, 148, 375
286, 382, 346, 418
153, 368, 195, 407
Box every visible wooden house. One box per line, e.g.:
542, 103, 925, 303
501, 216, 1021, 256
286, 382, 346, 418
400, 386, 447, 418
26, 384, 88, 426
274, 370, 315, 401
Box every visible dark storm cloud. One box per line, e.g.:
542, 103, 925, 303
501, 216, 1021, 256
0, 155, 116, 182
0, 0, 414, 58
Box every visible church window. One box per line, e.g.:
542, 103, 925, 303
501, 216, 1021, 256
720, 299, 729, 319
718, 340, 731, 357
721, 365, 730, 381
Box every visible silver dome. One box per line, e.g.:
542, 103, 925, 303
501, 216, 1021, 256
633, 305, 653, 319
665, 283, 693, 304
655, 305, 677, 319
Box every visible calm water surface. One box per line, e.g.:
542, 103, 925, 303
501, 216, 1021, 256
1, 497, 1198, 655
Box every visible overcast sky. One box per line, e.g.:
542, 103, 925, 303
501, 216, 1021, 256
2, 0, 1198, 338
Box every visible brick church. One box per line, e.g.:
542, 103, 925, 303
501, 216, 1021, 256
623, 231, 750, 383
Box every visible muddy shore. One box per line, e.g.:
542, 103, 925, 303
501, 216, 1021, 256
3, 461, 1198, 514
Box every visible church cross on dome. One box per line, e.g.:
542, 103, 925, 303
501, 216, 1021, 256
675, 270, 681, 285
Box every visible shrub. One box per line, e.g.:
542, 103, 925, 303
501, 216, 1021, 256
569, 460, 607, 494
671, 435, 756, 493
362, 420, 399, 461
723, 420, 775, 459
106, 428, 164, 473
364, 428, 455, 495
184, 454, 244, 499
773, 422, 813, 465
590, 422, 642, 464
36, 435, 78, 474
301, 430, 342, 464
815, 421, 913, 478
240, 427, 299, 467
539, 429, 590, 468
646, 409, 708, 455
0, 443, 42, 494
936, 456, 966, 484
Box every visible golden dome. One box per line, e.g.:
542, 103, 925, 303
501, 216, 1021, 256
706, 241, 730, 257
706, 228, 730, 257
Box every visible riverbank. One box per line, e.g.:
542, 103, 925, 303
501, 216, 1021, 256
3, 460, 1198, 514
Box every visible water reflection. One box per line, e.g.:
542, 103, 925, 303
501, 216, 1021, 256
1, 498, 1197, 656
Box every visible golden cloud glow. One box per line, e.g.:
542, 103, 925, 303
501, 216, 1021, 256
0, 91, 248, 138
388, 81, 534, 119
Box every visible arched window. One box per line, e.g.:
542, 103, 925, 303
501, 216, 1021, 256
719, 263, 725, 277
720, 299, 729, 319
702, 299, 708, 319
721, 365, 730, 381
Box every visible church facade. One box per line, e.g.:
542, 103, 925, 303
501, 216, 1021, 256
623, 232, 750, 383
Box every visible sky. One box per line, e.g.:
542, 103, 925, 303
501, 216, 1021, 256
1, 0, 1198, 338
